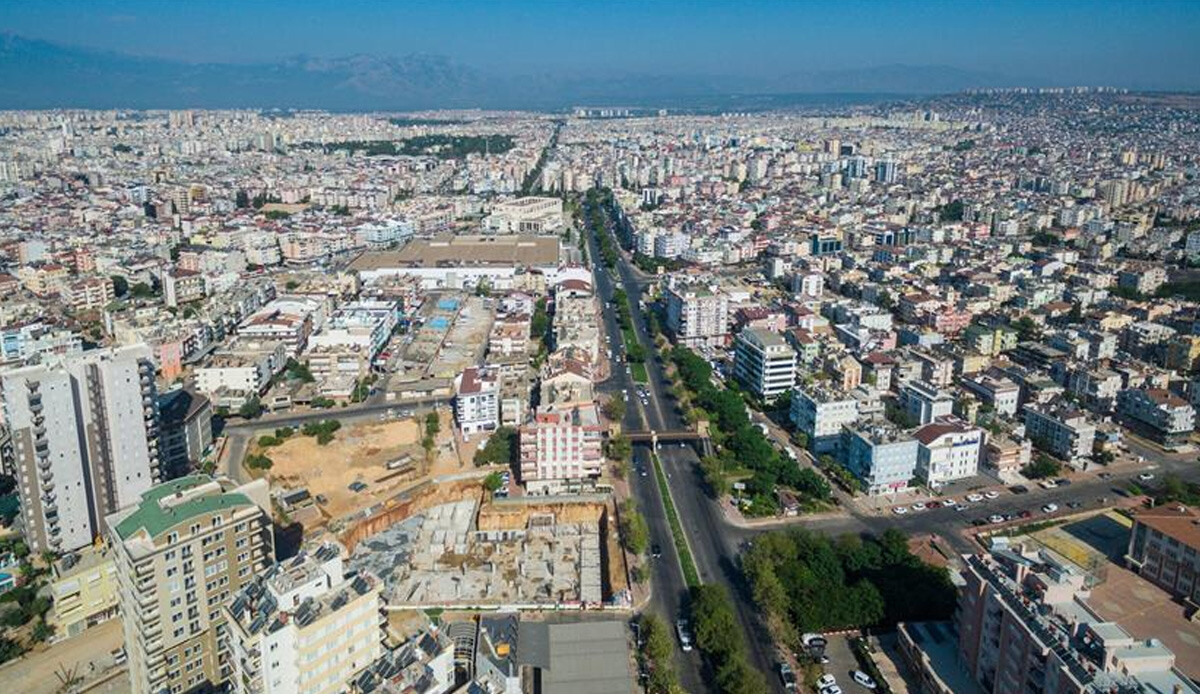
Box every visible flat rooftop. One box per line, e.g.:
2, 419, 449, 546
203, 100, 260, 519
350, 235, 560, 270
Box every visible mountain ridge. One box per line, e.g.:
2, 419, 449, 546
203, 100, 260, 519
0, 32, 1028, 110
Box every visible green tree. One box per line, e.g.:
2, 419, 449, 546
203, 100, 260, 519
111, 275, 129, 297
425, 411, 440, 437
602, 397, 626, 422
238, 396, 263, 420
482, 472, 504, 493
473, 427, 518, 466
245, 453, 273, 470
619, 500, 650, 555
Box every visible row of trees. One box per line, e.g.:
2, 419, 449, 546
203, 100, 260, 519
670, 346, 831, 514
741, 528, 957, 647
690, 585, 770, 694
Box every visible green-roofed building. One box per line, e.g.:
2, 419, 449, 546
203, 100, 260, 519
105, 475, 273, 694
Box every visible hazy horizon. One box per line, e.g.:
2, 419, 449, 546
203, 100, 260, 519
3, 0, 1200, 93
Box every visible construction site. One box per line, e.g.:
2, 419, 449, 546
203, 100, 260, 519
347, 495, 628, 610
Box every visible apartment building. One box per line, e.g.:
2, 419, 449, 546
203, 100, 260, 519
47, 545, 120, 640
518, 404, 604, 494
106, 476, 274, 694
1125, 504, 1200, 609
225, 543, 382, 694
983, 435, 1032, 483
959, 373, 1021, 417
0, 344, 162, 553
164, 269, 207, 308
791, 387, 859, 454
485, 196, 564, 234
914, 417, 983, 488
195, 339, 288, 408
62, 277, 116, 311
1023, 400, 1097, 464
902, 379, 955, 426
159, 388, 215, 478
665, 285, 728, 348
732, 328, 796, 400
842, 423, 918, 495
957, 547, 1198, 694
454, 367, 499, 436
1116, 388, 1196, 447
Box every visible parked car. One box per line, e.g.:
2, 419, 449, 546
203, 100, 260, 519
852, 670, 878, 690
892, 506, 909, 515
1138, 472, 1155, 481
910, 502, 927, 511
1010, 485, 1029, 494
817, 675, 838, 690
988, 514, 1006, 524
1042, 503, 1059, 513
778, 663, 797, 690
966, 493, 984, 503
984, 490, 1000, 499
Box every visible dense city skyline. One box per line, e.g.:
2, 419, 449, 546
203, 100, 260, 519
4, 4, 1200, 694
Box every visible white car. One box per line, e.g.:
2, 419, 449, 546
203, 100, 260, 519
1040, 480, 1058, 489
942, 498, 958, 507
988, 514, 1006, 524
1138, 472, 1155, 481
892, 506, 909, 515
966, 493, 984, 503
1042, 503, 1059, 513
852, 670, 878, 689
817, 675, 837, 690
821, 686, 843, 694
911, 502, 927, 511
984, 490, 1000, 500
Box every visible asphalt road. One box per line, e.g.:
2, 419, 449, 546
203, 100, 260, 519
588, 222, 708, 692
589, 214, 783, 692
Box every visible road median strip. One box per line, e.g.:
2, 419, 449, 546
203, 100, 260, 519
651, 452, 701, 588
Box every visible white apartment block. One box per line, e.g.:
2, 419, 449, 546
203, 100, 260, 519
106, 476, 274, 694
0, 344, 162, 554
455, 367, 499, 436
902, 380, 955, 425
732, 328, 796, 400
665, 285, 728, 348
791, 387, 860, 454
518, 405, 604, 494
1116, 388, 1196, 447
195, 340, 288, 408
485, 196, 564, 234
959, 373, 1021, 417
1023, 401, 1097, 463
225, 544, 383, 694
914, 417, 984, 488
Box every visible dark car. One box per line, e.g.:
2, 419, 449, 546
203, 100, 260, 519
1010, 485, 1030, 494
651, 544, 663, 558
1067, 501, 1083, 509
1055, 478, 1072, 487
1018, 510, 1032, 519
971, 518, 988, 527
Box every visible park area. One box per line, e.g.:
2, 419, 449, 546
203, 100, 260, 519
248, 412, 460, 520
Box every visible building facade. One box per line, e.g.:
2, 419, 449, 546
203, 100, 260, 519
0, 344, 162, 553
732, 328, 796, 400
106, 476, 274, 694
225, 543, 382, 694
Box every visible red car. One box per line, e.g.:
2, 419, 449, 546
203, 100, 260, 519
1018, 510, 1032, 519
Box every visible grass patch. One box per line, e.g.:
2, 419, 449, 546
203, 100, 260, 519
652, 453, 700, 588
631, 362, 649, 383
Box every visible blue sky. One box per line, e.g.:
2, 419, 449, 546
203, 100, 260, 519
4, 0, 1200, 88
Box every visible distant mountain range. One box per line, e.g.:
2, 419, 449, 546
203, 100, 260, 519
0, 33, 1030, 111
